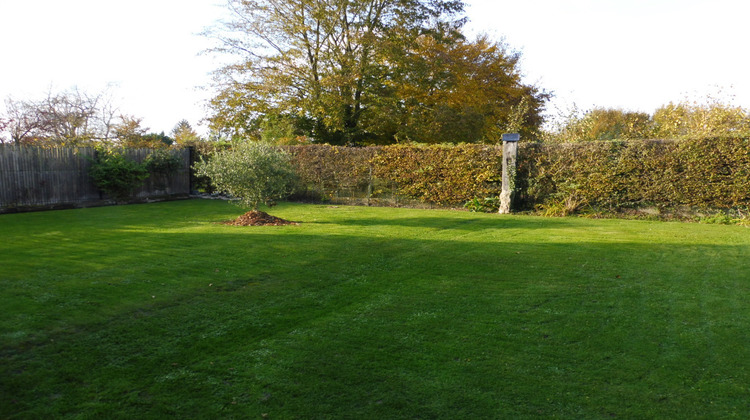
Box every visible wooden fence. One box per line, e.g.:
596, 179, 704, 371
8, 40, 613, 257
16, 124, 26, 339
0, 146, 191, 213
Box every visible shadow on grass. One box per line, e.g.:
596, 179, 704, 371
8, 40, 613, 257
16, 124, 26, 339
308, 213, 579, 230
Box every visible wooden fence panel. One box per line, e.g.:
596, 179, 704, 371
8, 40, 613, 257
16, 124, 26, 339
0, 146, 190, 212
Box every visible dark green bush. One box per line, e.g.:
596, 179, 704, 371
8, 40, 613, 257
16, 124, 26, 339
464, 196, 501, 213
143, 149, 182, 175
88, 148, 149, 202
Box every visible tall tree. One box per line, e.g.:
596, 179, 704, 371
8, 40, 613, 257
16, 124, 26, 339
1, 87, 120, 146
206, 0, 546, 144
3, 97, 43, 145
371, 34, 549, 143
207, 0, 471, 144
35, 87, 111, 145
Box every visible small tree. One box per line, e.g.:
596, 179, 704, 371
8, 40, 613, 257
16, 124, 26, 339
193, 141, 297, 210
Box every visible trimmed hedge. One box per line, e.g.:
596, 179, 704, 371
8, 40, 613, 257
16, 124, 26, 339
283, 144, 502, 205
284, 145, 379, 201
284, 137, 750, 211
370, 144, 502, 205
520, 137, 750, 211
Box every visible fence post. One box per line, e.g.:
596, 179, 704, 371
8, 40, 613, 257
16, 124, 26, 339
499, 133, 519, 214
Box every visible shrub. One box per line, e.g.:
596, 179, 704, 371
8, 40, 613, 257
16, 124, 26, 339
543, 96, 750, 143
193, 141, 297, 210
88, 148, 149, 202
653, 100, 750, 139
187, 138, 233, 193
546, 107, 654, 143
143, 149, 182, 175
464, 196, 500, 213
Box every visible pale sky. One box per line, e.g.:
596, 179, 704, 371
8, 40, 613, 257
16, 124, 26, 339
1, 0, 749, 135
467, 0, 750, 119
0, 0, 226, 135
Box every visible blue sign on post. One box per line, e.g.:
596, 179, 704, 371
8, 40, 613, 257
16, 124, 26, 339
502, 133, 520, 142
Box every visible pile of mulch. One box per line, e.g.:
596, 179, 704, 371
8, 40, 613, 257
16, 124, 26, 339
222, 211, 299, 226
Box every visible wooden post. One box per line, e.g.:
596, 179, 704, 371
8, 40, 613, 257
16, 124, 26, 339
499, 133, 519, 214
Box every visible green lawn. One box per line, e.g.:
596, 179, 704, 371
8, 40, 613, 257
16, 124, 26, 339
2, 200, 749, 419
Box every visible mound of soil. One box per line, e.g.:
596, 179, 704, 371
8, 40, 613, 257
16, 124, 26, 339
222, 210, 299, 226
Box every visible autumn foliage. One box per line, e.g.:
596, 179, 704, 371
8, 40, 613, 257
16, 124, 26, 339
281, 137, 750, 213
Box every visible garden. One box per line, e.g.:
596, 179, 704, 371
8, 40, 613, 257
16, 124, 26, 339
2, 199, 750, 418
3, 0, 750, 416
